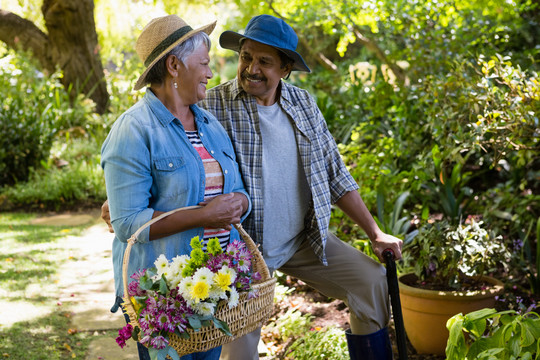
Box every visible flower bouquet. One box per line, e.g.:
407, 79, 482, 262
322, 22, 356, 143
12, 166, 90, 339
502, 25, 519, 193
116, 211, 275, 360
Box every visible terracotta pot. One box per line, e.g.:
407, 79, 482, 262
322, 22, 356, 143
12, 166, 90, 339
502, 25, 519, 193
398, 273, 504, 355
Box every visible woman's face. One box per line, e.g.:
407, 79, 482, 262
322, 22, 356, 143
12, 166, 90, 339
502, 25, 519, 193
177, 45, 213, 104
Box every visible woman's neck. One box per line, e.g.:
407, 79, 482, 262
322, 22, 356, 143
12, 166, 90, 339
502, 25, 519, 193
150, 83, 195, 131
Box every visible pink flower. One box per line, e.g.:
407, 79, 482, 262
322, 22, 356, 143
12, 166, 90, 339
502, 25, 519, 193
252, 272, 262, 281
150, 335, 168, 349
115, 323, 133, 348
157, 311, 174, 332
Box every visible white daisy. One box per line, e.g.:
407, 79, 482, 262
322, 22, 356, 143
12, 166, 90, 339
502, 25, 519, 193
228, 287, 239, 309
192, 267, 214, 285
170, 255, 190, 273
178, 277, 194, 300
154, 254, 169, 276
191, 301, 216, 316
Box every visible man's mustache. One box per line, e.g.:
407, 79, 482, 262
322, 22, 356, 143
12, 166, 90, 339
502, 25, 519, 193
241, 72, 265, 81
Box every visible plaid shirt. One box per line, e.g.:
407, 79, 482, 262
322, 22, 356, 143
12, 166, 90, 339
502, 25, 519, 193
200, 78, 358, 265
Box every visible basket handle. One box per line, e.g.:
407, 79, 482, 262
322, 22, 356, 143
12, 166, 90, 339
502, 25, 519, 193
121, 205, 271, 302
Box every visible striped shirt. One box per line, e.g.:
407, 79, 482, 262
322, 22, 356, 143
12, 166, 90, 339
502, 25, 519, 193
186, 130, 230, 250
200, 79, 359, 265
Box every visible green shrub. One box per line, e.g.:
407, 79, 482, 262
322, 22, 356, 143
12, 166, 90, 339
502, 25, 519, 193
264, 309, 313, 342
287, 327, 349, 360
0, 50, 95, 186
446, 308, 540, 360
0, 137, 106, 211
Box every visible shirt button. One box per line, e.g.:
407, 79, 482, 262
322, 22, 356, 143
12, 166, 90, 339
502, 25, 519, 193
200, 132, 204, 137
224, 170, 228, 174
168, 163, 173, 168
211, 150, 214, 154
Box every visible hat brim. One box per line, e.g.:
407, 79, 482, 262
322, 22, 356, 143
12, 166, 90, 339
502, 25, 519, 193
219, 30, 311, 73
134, 21, 217, 91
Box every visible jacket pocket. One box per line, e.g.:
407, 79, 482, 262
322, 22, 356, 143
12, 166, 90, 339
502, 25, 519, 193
152, 156, 189, 198
154, 157, 184, 171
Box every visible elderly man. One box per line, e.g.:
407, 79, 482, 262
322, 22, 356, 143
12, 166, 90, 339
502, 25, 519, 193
103, 14, 402, 360
201, 15, 402, 360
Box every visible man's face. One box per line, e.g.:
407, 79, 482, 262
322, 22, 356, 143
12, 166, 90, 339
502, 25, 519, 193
237, 39, 291, 106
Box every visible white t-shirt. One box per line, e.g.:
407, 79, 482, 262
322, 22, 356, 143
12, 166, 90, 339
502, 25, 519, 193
257, 102, 311, 271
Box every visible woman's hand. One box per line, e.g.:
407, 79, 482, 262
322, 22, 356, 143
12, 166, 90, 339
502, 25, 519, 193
199, 193, 247, 230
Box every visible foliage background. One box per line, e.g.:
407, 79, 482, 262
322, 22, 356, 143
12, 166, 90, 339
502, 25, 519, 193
0, 0, 538, 356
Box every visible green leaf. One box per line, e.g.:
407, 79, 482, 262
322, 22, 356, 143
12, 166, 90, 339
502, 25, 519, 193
167, 347, 180, 360
188, 315, 202, 330
446, 314, 467, 360
159, 275, 169, 295
464, 308, 498, 322
520, 319, 537, 347
391, 191, 410, 227
148, 347, 169, 360
213, 317, 232, 336
469, 338, 501, 359
131, 326, 140, 342
139, 274, 155, 291
508, 334, 522, 357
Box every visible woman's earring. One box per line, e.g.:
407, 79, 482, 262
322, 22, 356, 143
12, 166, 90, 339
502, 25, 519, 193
174, 82, 178, 89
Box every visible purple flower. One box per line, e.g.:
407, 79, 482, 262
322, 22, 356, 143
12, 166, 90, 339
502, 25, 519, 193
236, 257, 251, 273
206, 253, 231, 271
139, 311, 152, 331
115, 324, 133, 348
226, 240, 243, 257
140, 334, 152, 346
150, 335, 168, 349
247, 289, 259, 299
116, 336, 126, 348
130, 269, 146, 281
252, 272, 262, 281
157, 311, 174, 332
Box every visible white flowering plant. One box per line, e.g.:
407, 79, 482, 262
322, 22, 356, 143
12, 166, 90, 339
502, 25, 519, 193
403, 218, 511, 291
116, 236, 261, 357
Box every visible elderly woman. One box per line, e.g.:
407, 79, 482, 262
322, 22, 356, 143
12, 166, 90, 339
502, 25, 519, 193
101, 15, 251, 360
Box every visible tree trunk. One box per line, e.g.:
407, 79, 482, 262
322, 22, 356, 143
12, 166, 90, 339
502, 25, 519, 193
0, 0, 109, 114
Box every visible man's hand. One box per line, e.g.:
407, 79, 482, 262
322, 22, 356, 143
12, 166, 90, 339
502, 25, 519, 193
371, 232, 403, 263
101, 199, 114, 233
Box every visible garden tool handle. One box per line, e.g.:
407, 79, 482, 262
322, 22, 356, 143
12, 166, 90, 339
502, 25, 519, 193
383, 249, 409, 360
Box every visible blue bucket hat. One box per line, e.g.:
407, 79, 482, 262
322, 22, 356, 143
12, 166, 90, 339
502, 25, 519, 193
220, 15, 311, 73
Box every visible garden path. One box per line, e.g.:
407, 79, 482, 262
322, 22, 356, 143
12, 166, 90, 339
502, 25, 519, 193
30, 211, 138, 359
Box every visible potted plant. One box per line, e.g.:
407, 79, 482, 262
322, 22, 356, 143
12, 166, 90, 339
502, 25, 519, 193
399, 218, 510, 355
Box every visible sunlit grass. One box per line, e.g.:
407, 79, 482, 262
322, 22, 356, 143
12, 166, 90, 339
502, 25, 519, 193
0, 212, 101, 359
0, 310, 93, 360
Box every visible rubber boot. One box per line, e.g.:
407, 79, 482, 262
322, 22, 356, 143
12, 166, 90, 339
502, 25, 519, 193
345, 327, 393, 360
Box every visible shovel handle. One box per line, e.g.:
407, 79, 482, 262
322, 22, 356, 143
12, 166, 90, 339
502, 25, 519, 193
383, 248, 409, 360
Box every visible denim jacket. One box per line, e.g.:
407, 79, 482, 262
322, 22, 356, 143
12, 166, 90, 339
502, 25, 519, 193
101, 89, 251, 297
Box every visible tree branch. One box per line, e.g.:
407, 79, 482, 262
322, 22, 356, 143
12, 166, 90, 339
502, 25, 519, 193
330, 0, 407, 85
0, 9, 54, 73
349, 24, 406, 85
267, 1, 338, 72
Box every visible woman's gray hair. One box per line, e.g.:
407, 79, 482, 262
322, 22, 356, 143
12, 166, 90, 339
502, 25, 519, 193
144, 32, 211, 85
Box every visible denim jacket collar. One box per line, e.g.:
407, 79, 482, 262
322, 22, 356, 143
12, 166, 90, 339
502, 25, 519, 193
144, 88, 210, 127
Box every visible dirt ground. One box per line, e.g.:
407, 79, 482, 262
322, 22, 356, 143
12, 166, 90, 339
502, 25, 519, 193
269, 276, 445, 360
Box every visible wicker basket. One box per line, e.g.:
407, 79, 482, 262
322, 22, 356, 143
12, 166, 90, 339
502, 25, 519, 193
121, 206, 276, 356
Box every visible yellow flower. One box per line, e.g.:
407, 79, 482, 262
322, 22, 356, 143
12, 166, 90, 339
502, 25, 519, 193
191, 281, 210, 302
130, 296, 141, 312
214, 272, 232, 292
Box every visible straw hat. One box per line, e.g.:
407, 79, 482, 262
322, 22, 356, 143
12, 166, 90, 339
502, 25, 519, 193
134, 15, 216, 90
